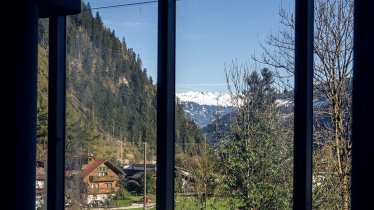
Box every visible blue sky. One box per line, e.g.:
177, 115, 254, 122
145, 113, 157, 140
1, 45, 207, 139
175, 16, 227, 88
85, 0, 294, 92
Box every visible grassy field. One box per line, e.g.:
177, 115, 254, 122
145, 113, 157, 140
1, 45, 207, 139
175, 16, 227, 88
130, 194, 156, 203
128, 194, 243, 210
175, 196, 243, 210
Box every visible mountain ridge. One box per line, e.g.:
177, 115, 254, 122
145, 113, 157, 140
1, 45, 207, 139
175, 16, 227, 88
176, 91, 234, 128
176, 91, 232, 107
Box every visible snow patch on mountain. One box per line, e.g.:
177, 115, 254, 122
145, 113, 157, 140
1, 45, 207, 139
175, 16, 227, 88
176, 91, 232, 107
275, 99, 293, 107
176, 92, 234, 128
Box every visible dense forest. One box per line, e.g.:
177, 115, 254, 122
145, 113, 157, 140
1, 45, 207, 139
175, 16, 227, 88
36, 2, 203, 163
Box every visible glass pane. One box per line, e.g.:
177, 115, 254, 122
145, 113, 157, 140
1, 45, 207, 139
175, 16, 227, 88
36, 18, 49, 210
312, 0, 353, 209
65, 1, 157, 209
176, 0, 294, 209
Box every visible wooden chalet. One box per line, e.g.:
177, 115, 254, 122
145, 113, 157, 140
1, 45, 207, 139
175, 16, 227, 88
65, 156, 124, 204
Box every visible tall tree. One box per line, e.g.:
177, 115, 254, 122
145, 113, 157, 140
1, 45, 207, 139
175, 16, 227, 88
175, 141, 223, 210
255, 0, 353, 208
222, 64, 292, 209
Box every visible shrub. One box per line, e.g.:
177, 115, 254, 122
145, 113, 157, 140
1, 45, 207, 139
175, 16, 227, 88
113, 188, 131, 200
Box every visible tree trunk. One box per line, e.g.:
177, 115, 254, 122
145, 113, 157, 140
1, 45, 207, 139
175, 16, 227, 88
342, 174, 349, 210
335, 103, 350, 210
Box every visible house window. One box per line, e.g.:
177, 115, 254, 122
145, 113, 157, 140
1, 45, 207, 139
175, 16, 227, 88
97, 166, 108, 176
97, 166, 107, 173
91, 183, 99, 189
105, 183, 112, 188
98, 172, 108, 177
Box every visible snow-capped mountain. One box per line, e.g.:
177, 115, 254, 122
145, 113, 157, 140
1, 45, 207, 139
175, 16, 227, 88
176, 91, 232, 107
175, 91, 295, 128
178, 88, 347, 145
176, 92, 234, 128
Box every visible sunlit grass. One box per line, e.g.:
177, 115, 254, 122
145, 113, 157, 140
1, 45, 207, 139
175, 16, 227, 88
175, 196, 243, 210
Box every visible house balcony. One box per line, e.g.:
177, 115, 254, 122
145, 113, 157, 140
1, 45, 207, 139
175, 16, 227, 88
91, 176, 117, 182
86, 187, 118, 195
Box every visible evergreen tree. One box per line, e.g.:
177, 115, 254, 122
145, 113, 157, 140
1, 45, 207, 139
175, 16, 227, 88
223, 65, 293, 209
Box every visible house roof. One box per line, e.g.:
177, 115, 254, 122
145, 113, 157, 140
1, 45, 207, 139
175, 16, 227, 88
128, 172, 144, 180
104, 161, 125, 176
123, 164, 157, 171
79, 158, 124, 178
79, 159, 106, 178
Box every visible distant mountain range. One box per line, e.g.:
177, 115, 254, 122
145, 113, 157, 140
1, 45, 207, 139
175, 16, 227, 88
177, 80, 352, 145
176, 92, 234, 128
176, 91, 232, 107
176, 91, 295, 128
177, 91, 295, 144
177, 89, 348, 144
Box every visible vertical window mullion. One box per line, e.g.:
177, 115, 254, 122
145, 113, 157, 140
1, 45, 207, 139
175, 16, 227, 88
293, 0, 314, 209
47, 16, 67, 210
157, 0, 176, 209
351, 1, 374, 209
1, 2, 38, 209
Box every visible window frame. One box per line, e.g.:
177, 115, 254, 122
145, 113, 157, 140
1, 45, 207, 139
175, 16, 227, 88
47, 16, 67, 210
156, 1, 176, 209
351, 1, 374, 209
156, 0, 315, 209
42, 0, 374, 209
293, 1, 314, 209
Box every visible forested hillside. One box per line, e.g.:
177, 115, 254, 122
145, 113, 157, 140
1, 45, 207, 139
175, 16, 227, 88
36, 2, 203, 163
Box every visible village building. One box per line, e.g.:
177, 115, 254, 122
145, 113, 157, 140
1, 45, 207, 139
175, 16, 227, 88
65, 156, 124, 205
36, 161, 46, 209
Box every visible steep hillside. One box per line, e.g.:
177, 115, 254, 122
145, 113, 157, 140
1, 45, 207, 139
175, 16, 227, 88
36, 2, 203, 163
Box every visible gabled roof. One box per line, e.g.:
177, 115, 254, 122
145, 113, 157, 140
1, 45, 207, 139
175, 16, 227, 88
79, 159, 106, 178
79, 158, 124, 178
104, 161, 125, 176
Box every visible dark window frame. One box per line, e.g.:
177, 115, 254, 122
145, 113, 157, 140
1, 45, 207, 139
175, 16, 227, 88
155, 0, 316, 209
293, 0, 314, 209
351, 1, 374, 209
47, 16, 67, 210
40, 0, 374, 209
156, 1, 176, 209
